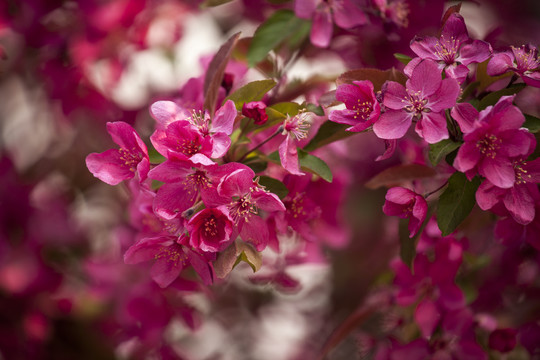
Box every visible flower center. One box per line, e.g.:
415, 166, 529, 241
229, 193, 257, 223
284, 112, 311, 140
476, 134, 501, 159
187, 170, 211, 190
513, 158, 532, 185
512, 45, 540, 73
119, 148, 142, 172
203, 216, 218, 237
403, 90, 428, 116
188, 110, 210, 135
176, 138, 201, 157
352, 99, 373, 121
155, 244, 187, 266
435, 35, 460, 64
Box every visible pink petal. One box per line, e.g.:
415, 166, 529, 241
504, 185, 536, 225
475, 180, 505, 210
310, 6, 333, 48
410, 36, 440, 60
86, 150, 134, 185
153, 182, 198, 220
372, 110, 412, 140
415, 112, 449, 144
279, 135, 303, 175
479, 157, 515, 189
151, 256, 185, 288
414, 299, 440, 338
451, 102, 478, 134
212, 100, 236, 135
294, 0, 317, 18
454, 142, 481, 173
382, 81, 408, 110
210, 132, 232, 158
408, 60, 442, 97
487, 52, 513, 76
332, 0, 367, 29
240, 215, 269, 251
150, 101, 190, 128
427, 78, 460, 112
459, 40, 492, 65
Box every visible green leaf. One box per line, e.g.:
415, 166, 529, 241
257, 102, 301, 132
478, 83, 526, 110
245, 159, 268, 173
437, 172, 481, 236
258, 176, 289, 199
365, 164, 437, 190
148, 146, 166, 164
247, 10, 310, 67
204, 32, 241, 116
524, 113, 540, 133
214, 240, 262, 278
267, 149, 333, 182
305, 103, 325, 116
394, 53, 412, 65
225, 79, 276, 110
298, 149, 333, 182
303, 121, 354, 152
428, 139, 462, 166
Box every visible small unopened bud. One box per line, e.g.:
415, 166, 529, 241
242, 101, 268, 125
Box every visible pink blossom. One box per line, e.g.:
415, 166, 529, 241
373, 60, 460, 144
329, 80, 381, 132
86, 122, 149, 185
408, 13, 492, 83
279, 112, 312, 175
383, 187, 427, 237
487, 44, 540, 88
453, 96, 533, 188
295, 0, 367, 48
186, 208, 233, 253
216, 167, 285, 250
124, 235, 213, 287
489, 328, 517, 353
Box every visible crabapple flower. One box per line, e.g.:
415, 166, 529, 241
124, 235, 213, 288
150, 100, 237, 160
489, 328, 518, 353
217, 167, 285, 250
475, 145, 540, 225
186, 208, 233, 253
487, 44, 540, 88
382, 187, 427, 237
329, 80, 381, 132
408, 13, 492, 83
242, 101, 268, 125
453, 96, 533, 188
149, 154, 247, 220
373, 60, 460, 144
294, 0, 367, 48
86, 122, 149, 185
373, 0, 409, 28
279, 111, 312, 175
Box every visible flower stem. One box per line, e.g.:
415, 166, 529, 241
237, 126, 283, 162
424, 180, 449, 199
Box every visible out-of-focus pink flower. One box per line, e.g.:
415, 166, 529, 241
383, 187, 427, 237
453, 96, 533, 188
373, 60, 460, 143
124, 235, 213, 287
489, 328, 517, 353
329, 80, 381, 132
295, 0, 367, 48
242, 101, 268, 125
186, 208, 233, 253
86, 122, 149, 185
408, 13, 492, 83
488, 44, 540, 88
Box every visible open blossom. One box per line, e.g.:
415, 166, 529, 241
453, 96, 533, 188
487, 44, 540, 88
407, 13, 492, 83
149, 154, 246, 220
216, 167, 285, 250
373, 59, 460, 144
329, 80, 381, 132
124, 235, 213, 288
382, 187, 427, 237
294, 0, 367, 48
86, 122, 149, 185
186, 208, 233, 253
150, 100, 237, 161
475, 133, 540, 225
279, 111, 312, 175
